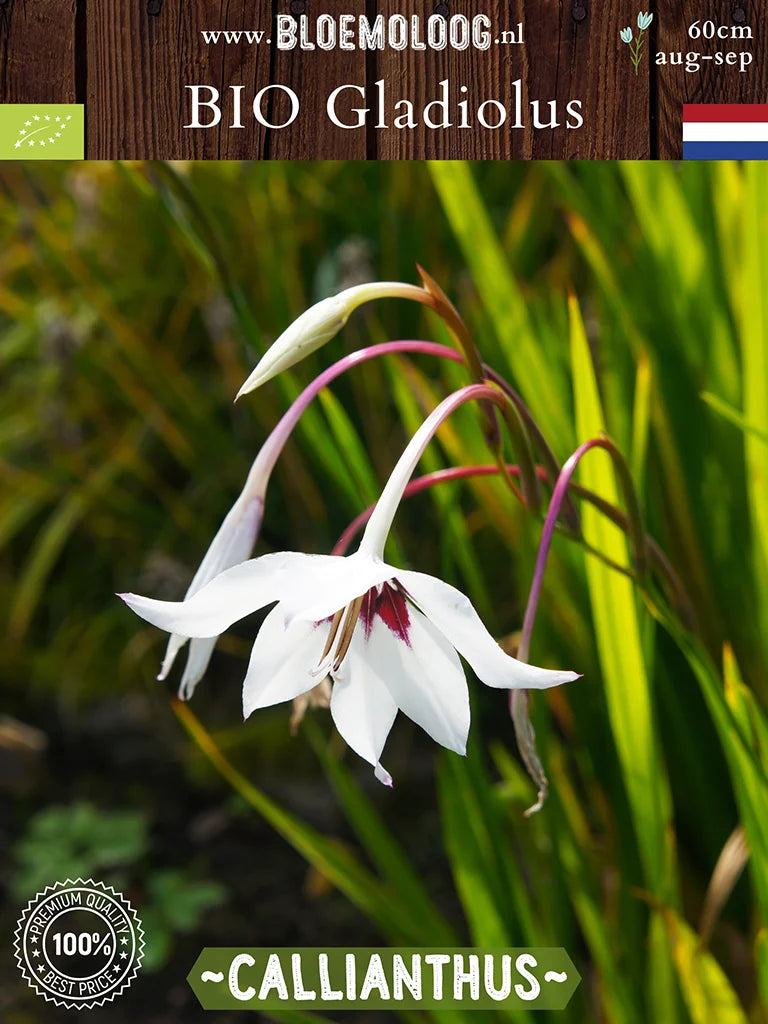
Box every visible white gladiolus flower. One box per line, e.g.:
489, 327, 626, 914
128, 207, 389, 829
121, 390, 579, 783
637, 12, 653, 30
156, 339, 459, 699
121, 551, 577, 785
237, 281, 430, 397
620, 27, 633, 43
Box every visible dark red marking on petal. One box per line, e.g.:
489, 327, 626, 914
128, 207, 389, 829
360, 587, 377, 640
374, 582, 411, 646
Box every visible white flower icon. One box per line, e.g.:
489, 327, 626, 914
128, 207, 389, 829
620, 13, 654, 74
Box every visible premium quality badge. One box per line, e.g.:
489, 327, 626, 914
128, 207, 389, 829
14, 878, 144, 1009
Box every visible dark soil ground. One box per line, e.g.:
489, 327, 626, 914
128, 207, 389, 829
1, 674, 461, 1024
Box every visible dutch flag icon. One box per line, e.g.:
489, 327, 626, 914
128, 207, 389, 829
683, 104, 768, 159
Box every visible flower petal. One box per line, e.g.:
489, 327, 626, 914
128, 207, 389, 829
190, 495, 265, 597
397, 570, 580, 690
158, 633, 188, 681
330, 631, 398, 786
156, 496, 265, 682
283, 552, 394, 624
178, 638, 218, 701
367, 605, 470, 756
120, 551, 318, 638
243, 606, 329, 717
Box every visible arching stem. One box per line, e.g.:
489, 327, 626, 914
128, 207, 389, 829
514, 435, 648, 815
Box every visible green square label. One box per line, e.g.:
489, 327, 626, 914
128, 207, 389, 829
0, 104, 84, 159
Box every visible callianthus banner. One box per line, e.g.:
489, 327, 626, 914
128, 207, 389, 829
187, 947, 581, 1010
0, 2, 763, 160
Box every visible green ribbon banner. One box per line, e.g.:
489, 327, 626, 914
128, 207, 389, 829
188, 947, 580, 1011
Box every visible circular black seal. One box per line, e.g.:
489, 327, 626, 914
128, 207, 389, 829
14, 878, 144, 1009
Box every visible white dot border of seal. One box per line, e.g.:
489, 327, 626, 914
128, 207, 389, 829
13, 877, 145, 1010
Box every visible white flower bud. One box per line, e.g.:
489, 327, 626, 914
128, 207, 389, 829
237, 281, 427, 397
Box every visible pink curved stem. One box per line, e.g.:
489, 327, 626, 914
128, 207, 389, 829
519, 436, 645, 662
333, 462, 550, 556
511, 438, 616, 817
250, 341, 462, 486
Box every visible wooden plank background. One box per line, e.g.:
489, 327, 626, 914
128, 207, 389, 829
0, 0, 77, 106
656, 0, 768, 158
0, 0, 764, 159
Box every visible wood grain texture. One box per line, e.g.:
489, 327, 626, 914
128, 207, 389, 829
656, 0, 765, 158
374, 0, 527, 159
524, 0, 650, 159
194, 0, 275, 159
86, 0, 272, 159
1, 0, 766, 159
0, 0, 77, 104
268, 0, 368, 158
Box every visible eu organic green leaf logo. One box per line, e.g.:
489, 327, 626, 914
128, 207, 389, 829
0, 104, 84, 159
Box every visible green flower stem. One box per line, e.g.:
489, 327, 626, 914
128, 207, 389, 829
483, 364, 581, 533
497, 392, 542, 513
416, 265, 506, 467
631, 30, 646, 75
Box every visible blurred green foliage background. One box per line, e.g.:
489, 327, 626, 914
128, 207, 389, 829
1, 161, 767, 1023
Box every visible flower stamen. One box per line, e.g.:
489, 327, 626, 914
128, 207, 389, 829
312, 595, 365, 678
332, 596, 364, 672
318, 607, 344, 666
